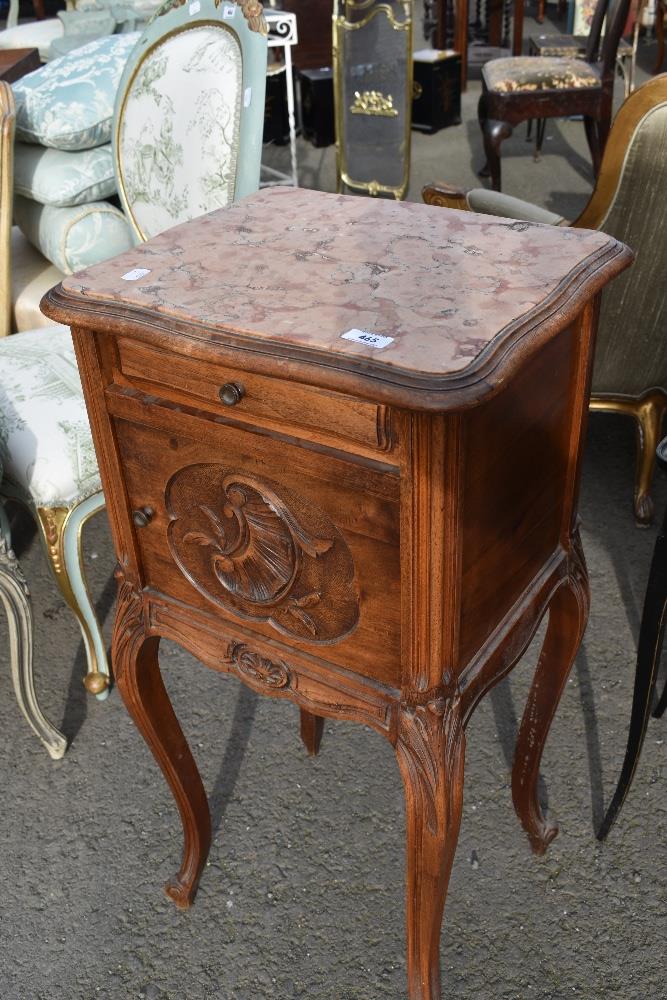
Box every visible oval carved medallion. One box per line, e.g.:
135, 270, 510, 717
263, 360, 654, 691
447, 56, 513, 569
166, 464, 359, 643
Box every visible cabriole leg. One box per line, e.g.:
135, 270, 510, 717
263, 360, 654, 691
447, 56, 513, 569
113, 576, 211, 909
0, 533, 67, 759
396, 695, 465, 1000
35, 494, 110, 698
512, 547, 589, 854
633, 394, 666, 525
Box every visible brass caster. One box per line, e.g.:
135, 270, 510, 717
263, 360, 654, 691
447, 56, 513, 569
84, 671, 109, 696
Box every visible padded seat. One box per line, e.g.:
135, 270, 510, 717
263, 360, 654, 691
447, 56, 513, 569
10, 229, 65, 333
0, 325, 100, 507
482, 55, 601, 94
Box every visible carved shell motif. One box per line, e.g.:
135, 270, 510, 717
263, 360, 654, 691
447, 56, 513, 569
166, 464, 359, 643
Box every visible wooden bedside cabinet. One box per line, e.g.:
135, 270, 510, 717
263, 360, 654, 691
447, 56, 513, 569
43, 188, 631, 1000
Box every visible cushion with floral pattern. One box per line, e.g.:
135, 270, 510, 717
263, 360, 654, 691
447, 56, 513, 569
483, 56, 601, 94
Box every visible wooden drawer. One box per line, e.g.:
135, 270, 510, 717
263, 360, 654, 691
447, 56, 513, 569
114, 336, 395, 458
110, 401, 402, 688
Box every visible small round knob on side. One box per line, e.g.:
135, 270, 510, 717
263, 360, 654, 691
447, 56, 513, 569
219, 381, 245, 406
132, 506, 154, 528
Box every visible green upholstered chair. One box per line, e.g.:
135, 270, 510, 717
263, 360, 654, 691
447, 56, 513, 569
424, 74, 667, 525
0, 460, 67, 759
0, 0, 268, 717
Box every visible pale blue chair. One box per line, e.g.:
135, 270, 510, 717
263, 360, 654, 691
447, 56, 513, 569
0, 0, 268, 734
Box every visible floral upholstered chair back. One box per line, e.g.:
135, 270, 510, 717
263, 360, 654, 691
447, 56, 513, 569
113, 0, 268, 240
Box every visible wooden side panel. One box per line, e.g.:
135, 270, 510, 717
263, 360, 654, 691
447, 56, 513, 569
458, 324, 578, 667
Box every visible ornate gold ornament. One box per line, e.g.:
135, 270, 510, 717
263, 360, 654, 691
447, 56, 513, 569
349, 89, 399, 117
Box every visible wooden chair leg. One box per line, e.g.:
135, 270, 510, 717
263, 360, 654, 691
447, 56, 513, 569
631, 394, 666, 525
512, 543, 589, 854
653, 678, 667, 718
478, 97, 512, 191
534, 117, 547, 160
396, 696, 465, 1000
537, 0, 545, 23
113, 576, 211, 908
654, 0, 665, 74
35, 494, 110, 699
583, 116, 602, 176
0, 533, 67, 759
597, 504, 667, 839
299, 708, 324, 756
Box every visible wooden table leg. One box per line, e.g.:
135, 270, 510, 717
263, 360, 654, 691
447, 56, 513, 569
396, 695, 465, 1000
300, 707, 325, 756
513, 0, 525, 55
113, 576, 211, 909
512, 541, 589, 854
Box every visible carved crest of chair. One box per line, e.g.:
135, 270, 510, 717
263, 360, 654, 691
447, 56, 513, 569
478, 0, 632, 191
0, 0, 267, 751
425, 73, 667, 525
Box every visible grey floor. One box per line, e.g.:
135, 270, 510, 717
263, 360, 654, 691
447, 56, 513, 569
1, 10, 666, 1000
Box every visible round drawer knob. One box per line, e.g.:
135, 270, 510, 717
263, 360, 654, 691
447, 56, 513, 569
219, 381, 245, 406
132, 506, 154, 528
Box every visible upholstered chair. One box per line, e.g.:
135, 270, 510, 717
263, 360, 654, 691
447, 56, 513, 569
478, 0, 632, 191
0, 1, 268, 706
424, 74, 667, 525
0, 461, 67, 758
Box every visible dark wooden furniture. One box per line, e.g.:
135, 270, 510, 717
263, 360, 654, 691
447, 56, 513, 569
478, 0, 632, 191
276, 0, 332, 69
0, 48, 40, 83
425, 0, 527, 90
598, 436, 667, 839
43, 188, 631, 999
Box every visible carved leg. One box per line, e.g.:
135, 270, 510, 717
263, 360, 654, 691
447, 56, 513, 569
113, 576, 211, 909
35, 494, 110, 698
478, 102, 512, 191
396, 695, 465, 1000
512, 548, 589, 854
299, 708, 324, 756
632, 394, 666, 525
0, 534, 67, 759
597, 504, 667, 838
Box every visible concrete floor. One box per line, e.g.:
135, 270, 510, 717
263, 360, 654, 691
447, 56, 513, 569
1, 9, 666, 1000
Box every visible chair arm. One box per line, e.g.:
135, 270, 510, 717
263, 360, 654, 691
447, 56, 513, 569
422, 183, 470, 211
466, 188, 565, 225
422, 183, 566, 226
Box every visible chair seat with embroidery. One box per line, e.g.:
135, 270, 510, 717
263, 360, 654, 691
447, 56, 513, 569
483, 56, 601, 94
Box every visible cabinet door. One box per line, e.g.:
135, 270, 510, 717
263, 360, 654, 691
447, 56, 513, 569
112, 405, 402, 688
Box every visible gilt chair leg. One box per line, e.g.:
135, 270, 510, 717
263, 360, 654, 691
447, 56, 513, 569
597, 501, 667, 838
0, 533, 67, 758
633, 395, 666, 526
35, 492, 110, 699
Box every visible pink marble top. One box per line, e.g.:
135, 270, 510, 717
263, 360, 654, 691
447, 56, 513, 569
54, 187, 628, 382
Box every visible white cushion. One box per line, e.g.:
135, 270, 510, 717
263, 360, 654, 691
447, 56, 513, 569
0, 325, 100, 507
117, 23, 243, 239
11, 228, 65, 333
0, 20, 63, 62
